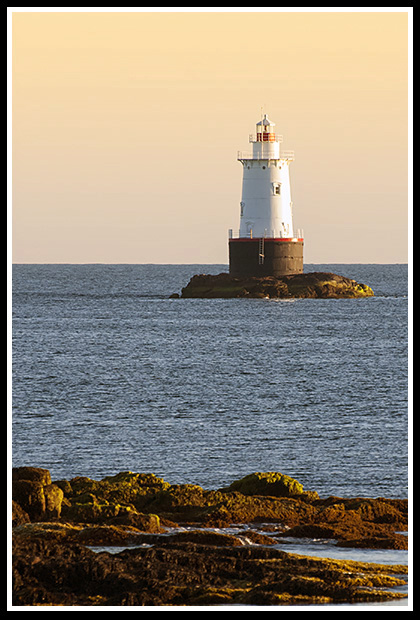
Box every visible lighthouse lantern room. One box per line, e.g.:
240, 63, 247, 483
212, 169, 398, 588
229, 114, 304, 277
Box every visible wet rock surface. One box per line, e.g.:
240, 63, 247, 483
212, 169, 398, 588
12, 468, 407, 607
177, 272, 374, 299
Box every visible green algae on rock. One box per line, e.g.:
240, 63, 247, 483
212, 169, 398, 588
12, 468, 407, 548
178, 272, 374, 299
221, 472, 304, 497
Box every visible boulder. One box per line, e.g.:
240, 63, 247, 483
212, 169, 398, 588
222, 472, 304, 497
11, 500, 30, 527
12, 467, 63, 523
12, 466, 52, 485
12, 479, 46, 521
44, 484, 64, 519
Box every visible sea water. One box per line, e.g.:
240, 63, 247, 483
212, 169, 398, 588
11, 263, 409, 498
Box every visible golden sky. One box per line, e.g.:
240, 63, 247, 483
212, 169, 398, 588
11, 9, 410, 263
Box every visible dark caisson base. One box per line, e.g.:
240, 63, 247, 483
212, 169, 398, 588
229, 238, 304, 277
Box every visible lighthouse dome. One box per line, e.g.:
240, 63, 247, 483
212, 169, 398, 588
256, 114, 275, 127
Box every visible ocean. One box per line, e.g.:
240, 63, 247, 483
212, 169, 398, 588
11, 263, 409, 500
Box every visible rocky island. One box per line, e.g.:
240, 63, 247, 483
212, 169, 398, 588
175, 272, 374, 299
12, 467, 407, 607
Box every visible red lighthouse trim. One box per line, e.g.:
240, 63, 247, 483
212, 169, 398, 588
229, 237, 304, 243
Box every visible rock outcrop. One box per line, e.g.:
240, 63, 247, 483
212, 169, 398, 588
12, 467, 64, 524
11, 467, 408, 606
177, 272, 374, 299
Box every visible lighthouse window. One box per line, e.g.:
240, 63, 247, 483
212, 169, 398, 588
273, 183, 281, 195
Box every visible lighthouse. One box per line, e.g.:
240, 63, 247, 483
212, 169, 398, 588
229, 114, 304, 277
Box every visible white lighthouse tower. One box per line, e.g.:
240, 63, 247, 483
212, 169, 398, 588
229, 114, 304, 277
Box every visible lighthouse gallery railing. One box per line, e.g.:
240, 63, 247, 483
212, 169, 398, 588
237, 150, 295, 161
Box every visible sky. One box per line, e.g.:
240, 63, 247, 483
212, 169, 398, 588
10, 8, 411, 264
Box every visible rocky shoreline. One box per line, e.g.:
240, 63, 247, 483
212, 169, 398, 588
174, 271, 374, 299
12, 468, 407, 607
